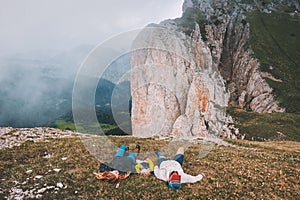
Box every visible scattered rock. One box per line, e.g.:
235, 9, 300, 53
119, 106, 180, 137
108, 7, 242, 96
56, 182, 63, 188
34, 175, 43, 180
43, 152, 53, 159
53, 168, 61, 173
61, 157, 68, 161
0, 127, 79, 150
7, 188, 24, 200
37, 188, 47, 194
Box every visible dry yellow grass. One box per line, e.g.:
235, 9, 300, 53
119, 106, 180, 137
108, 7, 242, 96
0, 136, 299, 199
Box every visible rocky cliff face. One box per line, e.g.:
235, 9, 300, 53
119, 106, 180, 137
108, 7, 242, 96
131, 25, 230, 138
181, 0, 288, 113
130, 0, 296, 138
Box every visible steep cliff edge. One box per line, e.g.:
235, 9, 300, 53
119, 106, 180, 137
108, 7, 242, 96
180, 0, 292, 113
130, 23, 230, 138
130, 0, 299, 138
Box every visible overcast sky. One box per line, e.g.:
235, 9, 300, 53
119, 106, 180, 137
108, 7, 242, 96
0, 0, 184, 58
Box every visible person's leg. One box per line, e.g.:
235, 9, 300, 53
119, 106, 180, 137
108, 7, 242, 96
127, 152, 138, 163
114, 145, 127, 157
173, 147, 184, 166
156, 151, 167, 166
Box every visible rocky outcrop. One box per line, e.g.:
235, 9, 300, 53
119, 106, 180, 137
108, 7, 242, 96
131, 24, 230, 138
0, 127, 78, 149
130, 0, 289, 138
185, 0, 285, 112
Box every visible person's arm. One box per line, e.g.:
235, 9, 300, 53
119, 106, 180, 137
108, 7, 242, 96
147, 158, 154, 171
181, 173, 204, 183
154, 166, 168, 181
135, 163, 142, 173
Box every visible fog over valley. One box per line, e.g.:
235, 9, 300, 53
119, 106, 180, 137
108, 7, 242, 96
0, 0, 183, 128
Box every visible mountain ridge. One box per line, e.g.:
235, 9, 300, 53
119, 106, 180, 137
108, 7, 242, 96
130, 0, 299, 139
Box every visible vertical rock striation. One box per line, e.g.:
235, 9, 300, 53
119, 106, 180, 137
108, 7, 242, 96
131, 25, 228, 138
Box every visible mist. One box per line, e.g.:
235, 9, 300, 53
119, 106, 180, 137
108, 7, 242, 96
0, 0, 183, 127
0, 45, 92, 127
0, 0, 183, 56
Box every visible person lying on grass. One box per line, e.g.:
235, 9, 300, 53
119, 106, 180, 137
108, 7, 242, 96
96, 145, 139, 182
154, 147, 205, 190
96, 144, 154, 181
135, 156, 154, 177
131, 144, 155, 177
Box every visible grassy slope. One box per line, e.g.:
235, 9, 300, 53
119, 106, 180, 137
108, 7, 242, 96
247, 8, 300, 113
54, 120, 121, 134
228, 7, 300, 141
228, 107, 300, 141
0, 137, 299, 199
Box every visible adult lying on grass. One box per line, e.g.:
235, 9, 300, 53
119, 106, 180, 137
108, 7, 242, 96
154, 147, 205, 190
96, 144, 154, 181
96, 145, 138, 182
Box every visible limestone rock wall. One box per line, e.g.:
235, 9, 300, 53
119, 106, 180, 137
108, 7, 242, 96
130, 0, 290, 138
185, 0, 285, 112
131, 25, 229, 138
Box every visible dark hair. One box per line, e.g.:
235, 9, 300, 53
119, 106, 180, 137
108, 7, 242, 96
135, 144, 140, 153
170, 171, 178, 176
